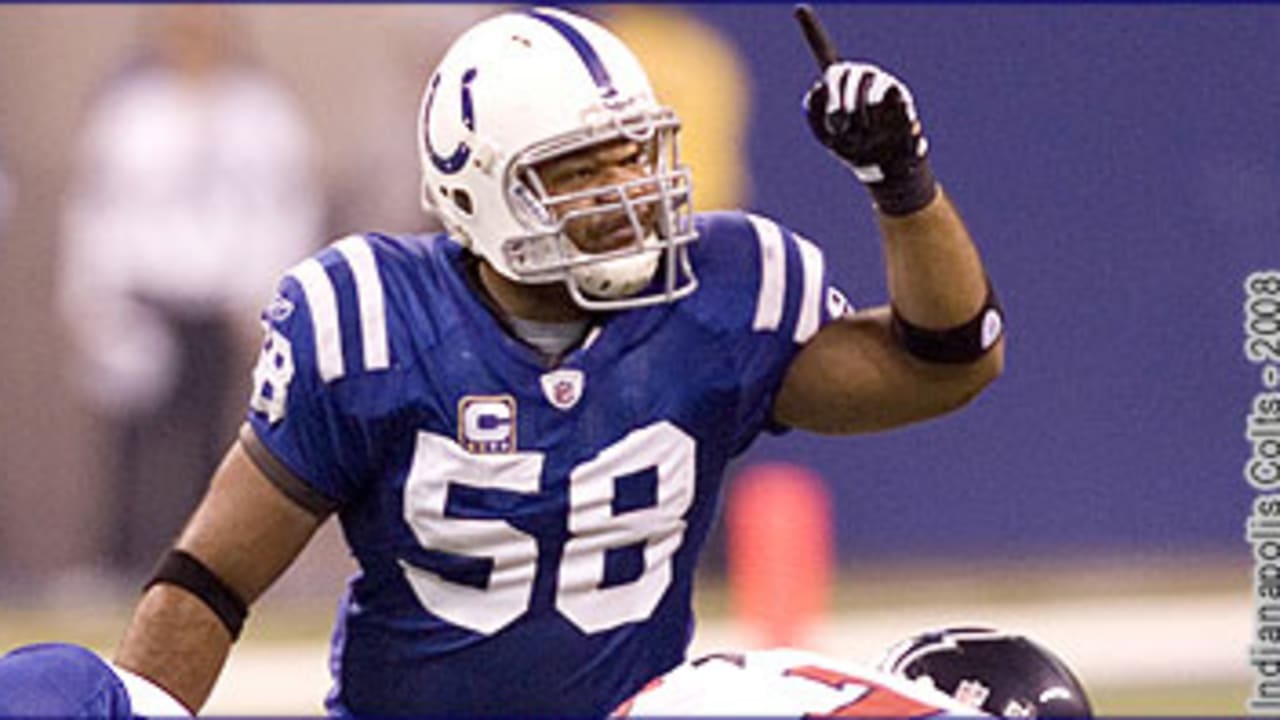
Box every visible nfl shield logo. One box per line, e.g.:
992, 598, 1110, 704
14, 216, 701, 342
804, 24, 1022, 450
540, 369, 584, 411
955, 679, 991, 709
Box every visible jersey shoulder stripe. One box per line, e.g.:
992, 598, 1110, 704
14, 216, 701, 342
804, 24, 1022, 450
791, 230, 825, 344
284, 233, 391, 383
334, 235, 390, 374
287, 256, 344, 382
746, 213, 786, 333
738, 212, 828, 343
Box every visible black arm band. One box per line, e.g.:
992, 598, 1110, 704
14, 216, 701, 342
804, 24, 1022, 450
145, 549, 248, 641
890, 281, 1004, 364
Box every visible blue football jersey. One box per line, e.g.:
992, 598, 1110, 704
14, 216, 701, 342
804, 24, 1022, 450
0, 643, 190, 718
242, 211, 849, 716
0, 644, 131, 718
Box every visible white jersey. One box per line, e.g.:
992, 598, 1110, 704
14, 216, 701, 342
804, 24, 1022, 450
616, 647, 988, 718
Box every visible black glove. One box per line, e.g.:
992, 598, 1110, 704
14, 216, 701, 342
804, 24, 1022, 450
804, 61, 937, 215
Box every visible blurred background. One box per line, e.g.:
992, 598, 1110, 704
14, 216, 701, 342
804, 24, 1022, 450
0, 3, 1267, 714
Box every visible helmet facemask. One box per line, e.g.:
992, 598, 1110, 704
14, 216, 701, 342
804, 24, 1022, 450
502, 106, 698, 311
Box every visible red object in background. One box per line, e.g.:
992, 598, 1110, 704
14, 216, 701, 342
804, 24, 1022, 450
726, 463, 833, 647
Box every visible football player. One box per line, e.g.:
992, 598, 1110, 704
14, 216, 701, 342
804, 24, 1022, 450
0, 643, 188, 717
617, 627, 1093, 718
112, 6, 1005, 716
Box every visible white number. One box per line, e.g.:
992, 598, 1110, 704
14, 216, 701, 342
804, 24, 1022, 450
401, 433, 543, 634
249, 325, 294, 424
400, 421, 696, 635
558, 422, 694, 632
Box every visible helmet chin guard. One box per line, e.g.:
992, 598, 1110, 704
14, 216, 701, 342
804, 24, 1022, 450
569, 244, 660, 301
418, 7, 699, 311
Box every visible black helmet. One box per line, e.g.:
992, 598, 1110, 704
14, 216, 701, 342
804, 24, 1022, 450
880, 626, 1093, 718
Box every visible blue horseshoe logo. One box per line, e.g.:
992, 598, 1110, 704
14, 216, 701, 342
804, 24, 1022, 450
423, 68, 477, 175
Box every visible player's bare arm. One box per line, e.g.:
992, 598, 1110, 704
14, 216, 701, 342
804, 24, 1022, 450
773, 8, 1003, 434
774, 190, 1003, 434
113, 441, 325, 712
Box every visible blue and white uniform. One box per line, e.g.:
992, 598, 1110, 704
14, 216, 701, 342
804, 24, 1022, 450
242, 211, 849, 715
0, 643, 189, 718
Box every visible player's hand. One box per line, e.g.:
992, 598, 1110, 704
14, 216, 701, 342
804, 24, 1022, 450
803, 61, 937, 215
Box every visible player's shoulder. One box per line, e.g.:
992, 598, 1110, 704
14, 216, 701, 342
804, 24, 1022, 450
690, 209, 778, 263
691, 207, 829, 288
687, 646, 843, 675
682, 210, 837, 343
688, 648, 982, 716
315, 229, 448, 277
268, 231, 460, 385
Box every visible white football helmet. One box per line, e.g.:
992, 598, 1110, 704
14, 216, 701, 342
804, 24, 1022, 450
417, 7, 698, 311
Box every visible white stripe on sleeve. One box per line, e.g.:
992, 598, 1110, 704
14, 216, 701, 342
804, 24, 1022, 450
334, 235, 390, 372
793, 233, 825, 344
747, 214, 786, 332
288, 258, 344, 382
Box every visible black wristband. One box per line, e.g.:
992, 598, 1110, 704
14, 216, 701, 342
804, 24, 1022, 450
146, 549, 248, 641
891, 281, 1004, 364
870, 157, 938, 216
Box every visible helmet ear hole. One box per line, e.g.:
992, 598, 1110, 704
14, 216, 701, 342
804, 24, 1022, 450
451, 188, 474, 215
